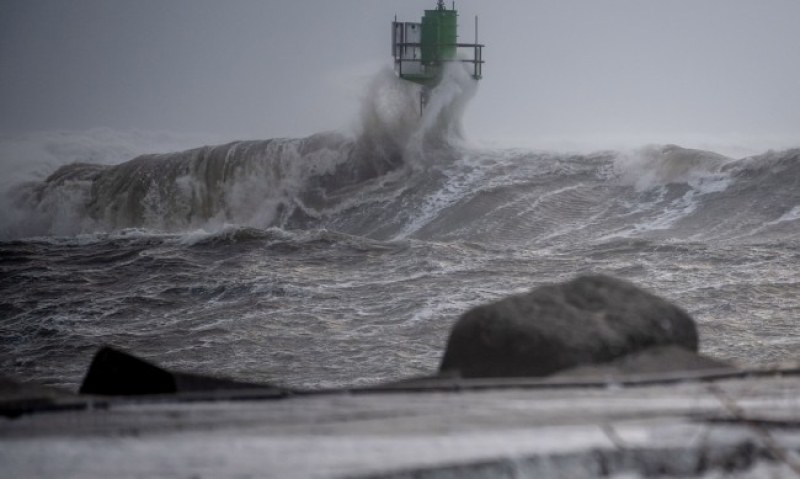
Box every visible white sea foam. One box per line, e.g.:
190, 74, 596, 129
614, 144, 732, 191
0, 129, 224, 239
0, 64, 482, 241
0, 68, 796, 246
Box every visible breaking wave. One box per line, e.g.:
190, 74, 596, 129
1, 65, 799, 245
0, 64, 476, 240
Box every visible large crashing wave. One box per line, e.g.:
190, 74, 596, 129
1, 63, 799, 244
0, 65, 476, 240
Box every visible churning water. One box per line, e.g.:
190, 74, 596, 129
2, 66, 800, 391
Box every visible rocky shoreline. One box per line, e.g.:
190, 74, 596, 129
2, 274, 747, 407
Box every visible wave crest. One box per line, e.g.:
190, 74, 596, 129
0, 67, 480, 240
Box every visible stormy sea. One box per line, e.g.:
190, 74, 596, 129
2, 67, 799, 392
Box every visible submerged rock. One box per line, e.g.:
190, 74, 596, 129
440, 275, 700, 378
552, 345, 733, 380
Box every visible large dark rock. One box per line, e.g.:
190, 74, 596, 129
439, 275, 699, 378
80, 347, 176, 395
79, 346, 276, 396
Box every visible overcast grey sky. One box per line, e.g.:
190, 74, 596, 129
1, 0, 799, 148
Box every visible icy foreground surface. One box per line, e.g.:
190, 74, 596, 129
3, 375, 800, 478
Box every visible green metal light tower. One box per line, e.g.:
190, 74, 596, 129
392, 1, 484, 112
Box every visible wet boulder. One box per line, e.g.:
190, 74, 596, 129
440, 275, 699, 378
80, 346, 281, 396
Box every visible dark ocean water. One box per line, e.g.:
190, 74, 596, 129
2, 71, 800, 391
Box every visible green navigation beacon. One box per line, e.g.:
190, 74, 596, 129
392, 1, 484, 113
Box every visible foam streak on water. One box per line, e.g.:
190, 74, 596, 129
2, 68, 800, 390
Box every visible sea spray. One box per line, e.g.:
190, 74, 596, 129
417, 61, 479, 146
0, 130, 220, 239
0, 66, 480, 240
